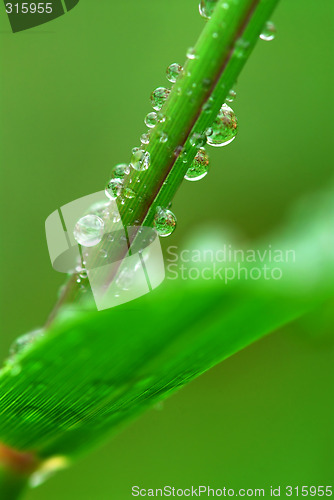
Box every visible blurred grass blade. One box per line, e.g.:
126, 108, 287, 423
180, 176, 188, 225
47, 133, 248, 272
0, 186, 333, 465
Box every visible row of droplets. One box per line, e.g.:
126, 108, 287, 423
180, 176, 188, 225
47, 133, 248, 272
199, 0, 276, 42
73, 3, 276, 247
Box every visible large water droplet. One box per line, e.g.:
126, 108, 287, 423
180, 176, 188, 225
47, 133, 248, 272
151, 87, 170, 111
166, 63, 183, 83
199, 0, 217, 20
73, 215, 104, 247
260, 21, 276, 41
145, 112, 158, 128
185, 148, 209, 181
105, 178, 123, 200
130, 148, 151, 171
154, 207, 177, 237
206, 104, 238, 147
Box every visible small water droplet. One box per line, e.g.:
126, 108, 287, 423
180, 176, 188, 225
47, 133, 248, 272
130, 148, 151, 171
73, 215, 105, 247
260, 21, 276, 41
145, 112, 158, 128
174, 145, 184, 157
105, 178, 123, 201
199, 0, 217, 20
112, 163, 130, 180
186, 47, 197, 60
123, 187, 136, 199
190, 132, 206, 147
99, 249, 108, 259
154, 207, 177, 237
184, 147, 209, 181
150, 87, 170, 111
166, 63, 183, 83
157, 112, 166, 123
202, 78, 212, 89
225, 88, 236, 103
206, 104, 238, 147
158, 132, 168, 144
140, 131, 151, 145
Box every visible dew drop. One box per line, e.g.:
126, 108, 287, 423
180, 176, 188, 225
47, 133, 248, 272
206, 104, 238, 147
260, 21, 276, 41
199, 0, 217, 20
154, 207, 177, 237
73, 215, 105, 247
105, 178, 123, 200
130, 148, 151, 171
225, 88, 236, 103
166, 63, 183, 83
150, 87, 170, 111
140, 131, 151, 145
185, 148, 209, 181
190, 132, 206, 147
186, 47, 197, 60
123, 187, 136, 199
112, 163, 130, 180
158, 132, 168, 144
145, 112, 158, 128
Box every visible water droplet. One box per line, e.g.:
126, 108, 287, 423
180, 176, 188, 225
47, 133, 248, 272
8, 329, 44, 361
234, 38, 250, 59
124, 187, 136, 199
158, 132, 168, 144
85, 200, 111, 220
144, 112, 158, 128
105, 178, 123, 200
174, 145, 184, 157
186, 47, 197, 60
260, 21, 276, 41
99, 249, 108, 259
225, 88, 236, 103
202, 96, 214, 114
206, 104, 238, 147
140, 131, 151, 145
130, 148, 151, 171
151, 87, 170, 111
199, 0, 217, 20
157, 112, 166, 123
185, 148, 209, 181
202, 78, 212, 89
190, 132, 206, 147
73, 215, 105, 247
166, 63, 183, 83
112, 163, 130, 180
154, 207, 177, 237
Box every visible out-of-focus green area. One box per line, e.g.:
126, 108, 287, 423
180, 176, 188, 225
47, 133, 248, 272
0, 0, 333, 498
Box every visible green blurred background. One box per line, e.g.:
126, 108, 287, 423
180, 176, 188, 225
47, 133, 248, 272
0, 0, 333, 498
